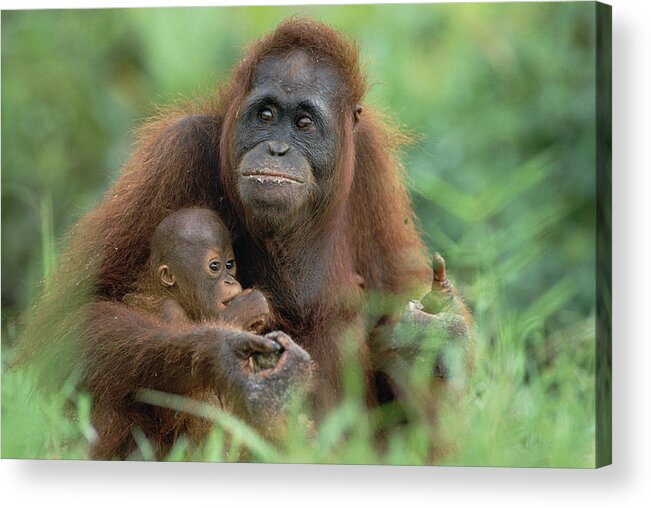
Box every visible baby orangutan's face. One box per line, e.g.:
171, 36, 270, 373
156, 212, 242, 321
195, 241, 241, 314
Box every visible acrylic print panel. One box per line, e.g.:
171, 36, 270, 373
1, 2, 611, 467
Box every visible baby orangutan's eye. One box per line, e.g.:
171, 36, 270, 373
225, 260, 236, 270
209, 260, 221, 272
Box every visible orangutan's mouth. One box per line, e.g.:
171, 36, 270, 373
242, 171, 304, 185
220, 295, 237, 309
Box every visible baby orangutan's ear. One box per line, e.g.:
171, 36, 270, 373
158, 265, 176, 288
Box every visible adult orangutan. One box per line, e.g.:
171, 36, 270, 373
18, 18, 471, 460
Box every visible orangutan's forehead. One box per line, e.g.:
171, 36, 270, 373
173, 217, 228, 248
253, 51, 343, 97
175, 226, 223, 249
152, 208, 232, 258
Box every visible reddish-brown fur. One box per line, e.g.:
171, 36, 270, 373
18, 19, 453, 460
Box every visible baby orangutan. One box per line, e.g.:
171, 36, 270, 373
127, 207, 278, 371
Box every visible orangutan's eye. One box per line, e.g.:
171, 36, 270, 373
209, 260, 221, 272
296, 115, 314, 129
258, 108, 274, 122
225, 260, 236, 271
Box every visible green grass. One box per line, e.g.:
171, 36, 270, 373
1, 307, 596, 466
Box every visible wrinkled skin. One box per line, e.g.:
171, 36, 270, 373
234, 52, 342, 236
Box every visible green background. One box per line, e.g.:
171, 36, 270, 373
1, 3, 601, 466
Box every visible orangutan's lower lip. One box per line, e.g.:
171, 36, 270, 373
243, 172, 304, 184
221, 296, 236, 308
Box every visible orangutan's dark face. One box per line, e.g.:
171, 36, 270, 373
234, 51, 344, 233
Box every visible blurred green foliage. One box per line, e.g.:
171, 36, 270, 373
1, 3, 600, 466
